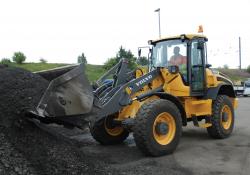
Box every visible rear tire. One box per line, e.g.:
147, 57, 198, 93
133, 99, 182, 156
90, 116, 129, 145
207, 95, 234, 139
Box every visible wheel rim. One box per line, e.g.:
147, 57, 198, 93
220, 105, 233, 130
153, 112, 176, 145
104, 118, 124, 136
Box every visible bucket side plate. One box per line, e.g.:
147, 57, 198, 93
37, 64, 94, 117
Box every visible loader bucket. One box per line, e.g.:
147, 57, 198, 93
36, 64, 94, 118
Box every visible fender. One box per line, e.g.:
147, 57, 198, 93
205, 83, 236, 100
152, 92, 187, 126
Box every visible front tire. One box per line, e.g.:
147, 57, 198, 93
133, 99, 182, 156
207, 95, 234, 139
90, 116, 129, 145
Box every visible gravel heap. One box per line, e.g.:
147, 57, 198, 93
0, 66, 103, 175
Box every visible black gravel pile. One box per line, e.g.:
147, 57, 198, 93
0, 66, 49, 128
0, 66, 104, 175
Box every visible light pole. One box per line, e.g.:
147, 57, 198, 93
239, 37, 241, 70
154, 8, 161, 38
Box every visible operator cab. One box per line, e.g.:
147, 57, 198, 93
149, 34, 208, 96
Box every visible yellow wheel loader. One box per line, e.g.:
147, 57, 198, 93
27, 34, 238, 156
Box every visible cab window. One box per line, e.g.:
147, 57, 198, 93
151, 40, 187, 82
190, 41, 205, 92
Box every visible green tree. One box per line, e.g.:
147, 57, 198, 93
104, 46, 137, 70
103, 57, 117, 70
12, 52, 26, 64
0, 58, 11, 65
247, 65, 250, 74
39, 58, 47, 63
137, 56, 148, 66
116, 46, 134, 61
77, 53, 87, 64
116, 46, 136, 69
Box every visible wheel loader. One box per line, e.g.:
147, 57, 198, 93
27, 34, 238, 156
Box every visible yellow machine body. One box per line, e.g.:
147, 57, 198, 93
86, 34, 238, 156
117, 62, 238, 128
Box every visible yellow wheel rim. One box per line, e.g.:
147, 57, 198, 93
104, 118, 124, 136
220, 105, 233, 130
153, 112, 176, 145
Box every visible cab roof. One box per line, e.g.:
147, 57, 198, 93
150, 34, 207, 44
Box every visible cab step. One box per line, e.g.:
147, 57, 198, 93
191, 115, 212, 128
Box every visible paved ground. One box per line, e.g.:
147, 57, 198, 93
44, 97, 250, 175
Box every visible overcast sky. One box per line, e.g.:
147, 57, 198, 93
0, 0, 250, 68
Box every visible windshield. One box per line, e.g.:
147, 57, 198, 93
245, 82, 250, 87
151, 40, 187, 68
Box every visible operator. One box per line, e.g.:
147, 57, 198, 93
169, 46, 187, 82
169, 46, 186, 65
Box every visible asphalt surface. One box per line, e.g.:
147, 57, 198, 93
40, 97, 250, 175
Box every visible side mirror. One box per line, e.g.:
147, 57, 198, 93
206, 64, 212, 68
138, 49, 142, 57
168, 65, 179, 74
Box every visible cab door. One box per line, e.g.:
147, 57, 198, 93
189, 40, 206, 96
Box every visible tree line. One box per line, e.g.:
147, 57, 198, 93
2, 48, 249, 74
0, 46, 148, 70
77, 46, 148, 70
0, 52, 47, 65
